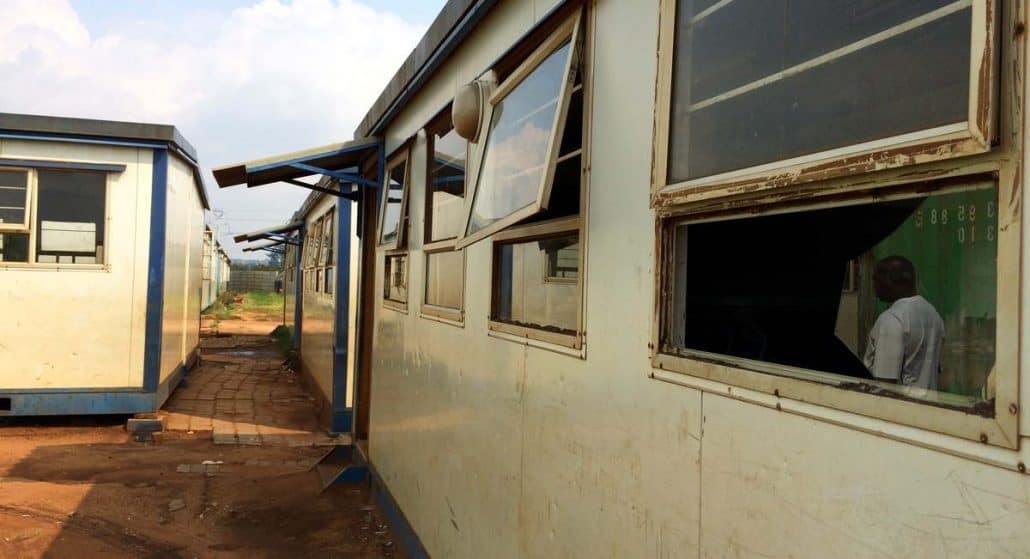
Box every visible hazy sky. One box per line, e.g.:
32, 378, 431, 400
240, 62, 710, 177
1, 0, 444, 258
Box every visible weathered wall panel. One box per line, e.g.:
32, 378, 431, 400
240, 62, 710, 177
0, 140, 151, 389
365, 0, 1030, 557
700, 393, 1030, 559
160, 154, 203, 382
301, 195, 338, 405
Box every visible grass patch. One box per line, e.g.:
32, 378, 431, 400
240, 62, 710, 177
237, 291, 285, 321
271, 325, 294, 356
203, 291, 285, 322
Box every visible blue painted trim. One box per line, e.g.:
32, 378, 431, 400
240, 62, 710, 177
143, 149, 169, 393
0, 131, 167, 150
0, 350, 194, 416
288, 163, 378, 188
247, 142, 379, 174
332, 197, 352, 434
368, 462, 430, 558
0, 158, 127, 172
365, 0, 500, 136
0, 391, 155, 416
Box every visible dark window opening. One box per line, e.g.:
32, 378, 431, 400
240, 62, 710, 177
35, 170, 106, 264
0, 398, 11, 412
665, 178, 997, 402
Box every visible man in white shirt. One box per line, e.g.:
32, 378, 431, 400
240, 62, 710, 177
863, 256, 945, 390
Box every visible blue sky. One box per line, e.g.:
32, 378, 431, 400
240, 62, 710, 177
3, 0, 445, 258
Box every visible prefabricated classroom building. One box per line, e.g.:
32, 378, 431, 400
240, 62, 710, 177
218, 1, 1030, 557
0, 113, 209, 416
202, 225, 232, 311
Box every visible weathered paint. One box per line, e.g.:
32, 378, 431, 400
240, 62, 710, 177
294, 193, 361, 426
359, 1, 1030, 557
0, 139, 153, 391
0, 132, 204, 413
160, 154, 204, 388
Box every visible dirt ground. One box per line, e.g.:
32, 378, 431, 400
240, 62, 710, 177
0, 320, 399, 559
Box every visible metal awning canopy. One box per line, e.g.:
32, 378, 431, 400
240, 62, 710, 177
233, 222, 302, 245
212, 137, 381, 191
243, 240, 286, 254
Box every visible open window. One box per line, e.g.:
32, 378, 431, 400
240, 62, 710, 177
377, 147, 411, 250
455, 9, 584, 249
422, 106, 467, 323
653, 0, 998, 202
656, 173, 1019, 446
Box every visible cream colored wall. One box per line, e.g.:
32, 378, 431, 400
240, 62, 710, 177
300, 195, 338, 405
160, 154, 204, 383
367, 1, 1030, 557
0, 139, 151, 389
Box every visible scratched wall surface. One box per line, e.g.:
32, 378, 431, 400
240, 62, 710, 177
365, 0, 1030, 557
0, 140, 151, 389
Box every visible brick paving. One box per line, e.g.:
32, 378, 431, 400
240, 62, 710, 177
162, 335, 343, 447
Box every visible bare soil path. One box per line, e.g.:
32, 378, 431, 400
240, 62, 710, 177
0, 332, 395, 559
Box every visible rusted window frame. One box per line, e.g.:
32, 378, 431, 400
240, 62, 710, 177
650, 0, 1023, 450
651, 0, 999, 210
454, 8, 585, 250
0, 166, 111, 270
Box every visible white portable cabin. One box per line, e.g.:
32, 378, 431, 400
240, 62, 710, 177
217, 1, 1030, 557
201, 226, 231, 311
0, 113, 209, 416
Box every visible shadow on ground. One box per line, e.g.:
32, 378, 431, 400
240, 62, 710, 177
0, 332, 394, 558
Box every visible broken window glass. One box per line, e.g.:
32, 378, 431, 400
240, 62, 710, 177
35, 170, 106, 264
668, 0, 972, 182
665, 177, 997, 407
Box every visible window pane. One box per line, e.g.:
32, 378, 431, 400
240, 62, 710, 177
493, 233, 578, 333
425, 250, 463, 310
322, 213, 334, 265
36, 170, 106, 263
669, 1, 971, 182
429, 126, 467, 241
0, 233, 29, 262
326, 267, 334, 295
469, 42, 572, 235
0, 170, 29, 225
666, 178, 997, 406
384, 254, 408, 303
380, 162, 407, 245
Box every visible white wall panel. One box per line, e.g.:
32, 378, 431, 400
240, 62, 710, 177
0, 140, 150, 389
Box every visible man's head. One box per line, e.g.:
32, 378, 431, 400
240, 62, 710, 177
873, 255, 917, 303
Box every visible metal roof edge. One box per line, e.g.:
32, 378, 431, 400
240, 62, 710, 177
0, 112, 199, 161
355, 0, 498, 137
